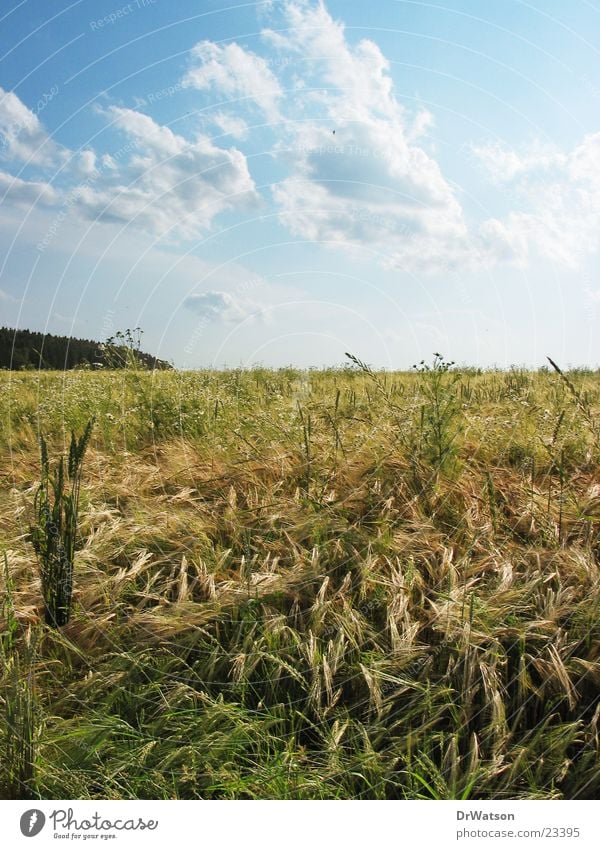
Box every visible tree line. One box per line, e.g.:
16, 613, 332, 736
0, 327, 172, 370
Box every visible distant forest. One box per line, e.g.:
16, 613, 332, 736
0, 327, 172, 370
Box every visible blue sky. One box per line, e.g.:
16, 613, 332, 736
0, 0, 599, 367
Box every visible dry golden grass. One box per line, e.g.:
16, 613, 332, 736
0, 364, 599, 798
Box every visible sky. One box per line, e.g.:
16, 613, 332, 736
0, 0, 599, 368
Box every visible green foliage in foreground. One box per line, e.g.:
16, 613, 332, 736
0, 363, 599, 799
30, 421, 94, 627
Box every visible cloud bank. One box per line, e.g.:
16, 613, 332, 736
1, 1, 599, 277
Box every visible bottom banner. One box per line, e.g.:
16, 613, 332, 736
0, 800, 597, 848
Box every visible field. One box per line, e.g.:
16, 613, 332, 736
1, 361, 599, 799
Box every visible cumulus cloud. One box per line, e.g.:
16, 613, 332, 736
211, 112, 249, 140
0, 89, 261, 242
75, 107, 260, 238
261, 1, 476, 272
183, 41, 282, 120
475, 132, 600, 267
256, 1, 600, 273
0, 87, 64, 166
75, 149, 99, 177
185, 290, 268, 323
471, 139, 566, 184
263, 0, 401, 123
272, 123, 473, 272
0, 169, 59, 206
2, 1, 600, 277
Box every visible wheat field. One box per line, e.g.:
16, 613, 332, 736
1, 361, 599, 799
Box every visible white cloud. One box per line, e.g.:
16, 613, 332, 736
0, 91, 261, 242
272, 119, 470, 270
471, 139, 566, 184
0, 169, 59, 206
185, 290, 268, 323
108, 107, 182, 157
263, 1, 400, 123
261, 1, 473, 272
408, 109, 435, 142
258, 2, 600, 274
476, 132, 600, 267
0, 87, 64, 166
183, 41, 282, 120
75, 107, 260, 239
211, 112, 249, 140
75, 149, 99, 177
1, 1, 600, 279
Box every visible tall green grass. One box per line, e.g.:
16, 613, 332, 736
30, 420, 93, 627
0, 362, 598, 799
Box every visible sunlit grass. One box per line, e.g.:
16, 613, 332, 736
1, 364, 599, 799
